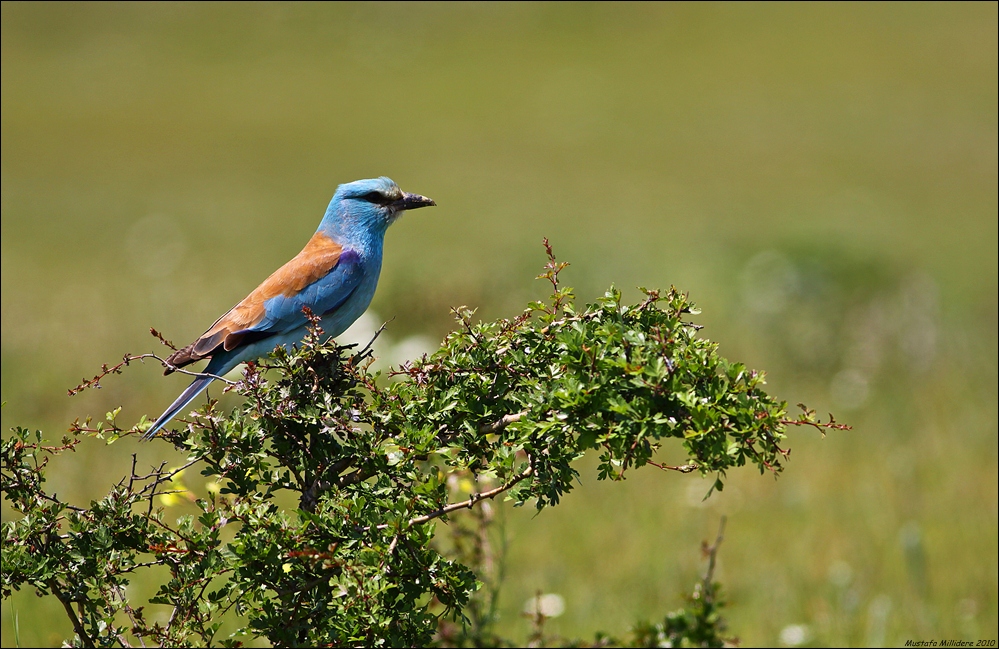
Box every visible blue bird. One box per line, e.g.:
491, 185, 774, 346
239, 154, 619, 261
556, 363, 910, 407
142, 177, 435, 440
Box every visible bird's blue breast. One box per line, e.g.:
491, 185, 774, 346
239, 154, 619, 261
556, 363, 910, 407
316, 248, 382, 339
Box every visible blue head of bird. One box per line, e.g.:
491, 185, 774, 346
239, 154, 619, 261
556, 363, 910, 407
321, 177, 435, 239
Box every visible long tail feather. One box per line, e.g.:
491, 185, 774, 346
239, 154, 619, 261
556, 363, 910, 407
142, 374, 214, 440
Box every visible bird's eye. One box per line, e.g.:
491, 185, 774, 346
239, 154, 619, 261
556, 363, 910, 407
359, 191, 392, 205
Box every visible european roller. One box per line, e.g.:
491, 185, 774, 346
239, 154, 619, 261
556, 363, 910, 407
142, 177, 435, 440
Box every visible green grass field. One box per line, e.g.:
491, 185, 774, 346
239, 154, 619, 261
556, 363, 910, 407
2, 3, 996, 646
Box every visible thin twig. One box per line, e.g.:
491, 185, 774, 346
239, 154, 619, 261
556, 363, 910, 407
143, 460, 168, 517
37, 491, 86, 512
780, 417, 852, 432
648, 461, 699, 473
136, 458, 201, 500
408, 465, 534, 527
479, 411, 528, 435
702, 516, 726, 606
70, 353, 236, 396
149, 328, 178, 351
148, 356, 237, 384
354, 320, 393, 360
166, 606, 179, 638
49, 580, 95, 648
780, 404, 852, 433
111, 583, 144, 648
127, 454, 138, 493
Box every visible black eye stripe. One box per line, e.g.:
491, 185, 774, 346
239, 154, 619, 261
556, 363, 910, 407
359, 191, 395, 205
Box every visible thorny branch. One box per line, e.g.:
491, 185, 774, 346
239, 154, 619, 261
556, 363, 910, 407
69, 352, 236, 396
408, 465, 535, 527
49, 579, 95, 649
781, 404, 852, 434
648, 461, 700, 473
478, 411, 528, 435
149, 327, 178, 351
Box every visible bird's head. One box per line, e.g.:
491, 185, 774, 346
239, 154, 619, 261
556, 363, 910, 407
323, 177, 435, 236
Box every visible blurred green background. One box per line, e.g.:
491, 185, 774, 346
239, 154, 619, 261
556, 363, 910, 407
2, 2, 996, 646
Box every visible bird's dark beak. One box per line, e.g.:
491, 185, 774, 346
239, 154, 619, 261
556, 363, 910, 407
391, 192, 436, 212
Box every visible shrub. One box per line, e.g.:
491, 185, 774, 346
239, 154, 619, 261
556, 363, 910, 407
1, 243, 843, 647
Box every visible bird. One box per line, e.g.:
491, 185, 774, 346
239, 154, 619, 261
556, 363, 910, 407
142, 177, 435, 440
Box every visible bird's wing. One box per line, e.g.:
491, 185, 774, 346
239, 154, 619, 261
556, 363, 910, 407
166, 232, 363, 370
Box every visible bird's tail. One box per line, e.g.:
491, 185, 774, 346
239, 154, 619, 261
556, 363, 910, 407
142, 374, 214, 441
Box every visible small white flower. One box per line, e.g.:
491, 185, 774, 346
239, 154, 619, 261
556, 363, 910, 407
522, 593, 565, 619
779, 623, 811, 647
